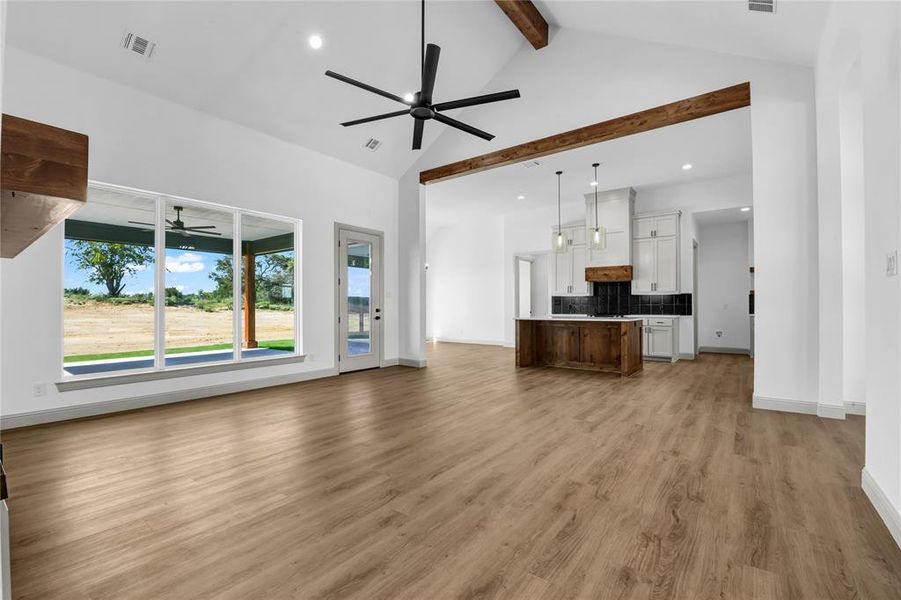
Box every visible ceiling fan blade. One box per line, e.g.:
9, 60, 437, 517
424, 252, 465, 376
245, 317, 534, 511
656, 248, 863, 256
184, 229, 222, 236
182, 225, 217, 230
420, 43, 441, 105
325, 70, 409, 105
128, 220, 155, 227
412, 119, 424, 150
433, 89, 521, 112
166, 219, 175, 226
433, 113, 494, 141
341, 109, 410, 127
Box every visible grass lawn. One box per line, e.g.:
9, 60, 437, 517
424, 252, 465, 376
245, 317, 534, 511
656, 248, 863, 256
64, 339, 295, 363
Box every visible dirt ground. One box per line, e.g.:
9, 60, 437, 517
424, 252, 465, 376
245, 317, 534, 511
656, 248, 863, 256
64, 301, 294, 356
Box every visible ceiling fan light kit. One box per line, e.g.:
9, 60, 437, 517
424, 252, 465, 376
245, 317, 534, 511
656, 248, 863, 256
326, 0, 521, 150
128, 206, 222, 237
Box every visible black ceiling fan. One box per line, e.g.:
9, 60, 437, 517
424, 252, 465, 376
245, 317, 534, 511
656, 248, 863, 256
129, 206, 222, 236
325, 0, 521, 150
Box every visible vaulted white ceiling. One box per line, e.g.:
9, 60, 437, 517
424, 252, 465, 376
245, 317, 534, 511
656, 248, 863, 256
6, 1, 829, 181
536, 0, 831, 67
6, 0, 526, 178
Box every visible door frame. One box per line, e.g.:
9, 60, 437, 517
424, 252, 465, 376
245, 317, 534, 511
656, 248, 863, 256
513, 254, 535, 320
692, 239, 699, 356
334, 222, 385, 371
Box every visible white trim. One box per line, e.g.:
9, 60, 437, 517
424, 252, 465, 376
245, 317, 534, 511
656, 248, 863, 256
816, 403, 846, 420
862, 467, 901, 549
381, 358, 399, 367
679, 352, 696, 360
56, 354, 306, 391
844, 401, 866, 416
698, 346, 750, 355
431, 337, 506, 347
752, 394, 817, 415
399, 358, 427, 368
5, 367, 337, 430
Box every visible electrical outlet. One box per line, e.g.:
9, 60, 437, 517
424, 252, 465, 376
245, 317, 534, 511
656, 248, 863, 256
33, 382, 47, 397
887, 250, 898, 277
715, 330, 724, 338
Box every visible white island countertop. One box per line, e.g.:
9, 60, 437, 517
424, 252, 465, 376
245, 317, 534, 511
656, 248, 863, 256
516, 316, 643, 322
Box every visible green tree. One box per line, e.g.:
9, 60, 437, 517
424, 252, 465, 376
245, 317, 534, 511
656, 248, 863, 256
68, 241, 154, 297
209, 252, 293, 304
209, 256, 233, 299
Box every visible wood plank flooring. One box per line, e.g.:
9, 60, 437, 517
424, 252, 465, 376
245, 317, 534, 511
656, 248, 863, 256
3, 343, 901, 599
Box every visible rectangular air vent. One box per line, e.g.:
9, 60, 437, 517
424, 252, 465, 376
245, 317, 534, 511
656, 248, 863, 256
520, 160, 542, 169
122, 32, 156, 58
363, 138, 382, 151
749, 0, 775, 13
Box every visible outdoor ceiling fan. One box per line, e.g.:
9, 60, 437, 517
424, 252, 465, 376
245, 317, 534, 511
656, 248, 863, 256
325, 0, 521, 150
129, 206, 222, 236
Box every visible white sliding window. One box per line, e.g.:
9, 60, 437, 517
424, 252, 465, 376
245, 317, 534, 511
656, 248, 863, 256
61, 182, 302, 379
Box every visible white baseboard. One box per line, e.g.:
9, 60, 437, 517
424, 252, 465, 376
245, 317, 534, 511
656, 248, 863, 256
679, 352, 696, 360
698, 346, 751, 355
431, 337, 505, 347
816, 403, 846, 420
1, 367, 339, 430
844, 401, 866, 416
399, 357, 427, 368
381, 358, 400, 367
862, 467, 901, 549
752, 394, 817, 415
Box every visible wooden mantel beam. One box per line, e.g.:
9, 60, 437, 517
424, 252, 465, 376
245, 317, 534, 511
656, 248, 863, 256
494, 0, 549, 50
419, 82, 751, 185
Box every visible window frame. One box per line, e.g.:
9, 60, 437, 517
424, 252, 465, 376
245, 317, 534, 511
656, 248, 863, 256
58, 181, 303, 387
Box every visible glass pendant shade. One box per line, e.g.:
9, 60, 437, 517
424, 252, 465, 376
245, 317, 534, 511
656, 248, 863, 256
591, 226, 607, 251
554, 230, 567, 253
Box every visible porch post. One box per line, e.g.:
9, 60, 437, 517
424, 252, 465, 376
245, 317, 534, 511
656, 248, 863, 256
243, 242, 257, 349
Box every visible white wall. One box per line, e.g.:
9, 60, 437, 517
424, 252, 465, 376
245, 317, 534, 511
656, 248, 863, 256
425, 218, 505, 345
816, 0, 901, 546
637, 173, 753, 293
697, 221, 750, 351
402, 28, 817, 410
0, 48, 399, 421
530, 253, 550, 318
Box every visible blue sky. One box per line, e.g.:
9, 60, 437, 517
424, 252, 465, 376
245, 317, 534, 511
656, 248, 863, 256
65, 240, 369, 297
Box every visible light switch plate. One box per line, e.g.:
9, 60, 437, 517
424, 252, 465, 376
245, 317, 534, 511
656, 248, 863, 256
887, 250, 899, 277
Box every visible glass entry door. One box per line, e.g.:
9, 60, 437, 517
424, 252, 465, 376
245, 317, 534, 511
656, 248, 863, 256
338, 227, 382, 372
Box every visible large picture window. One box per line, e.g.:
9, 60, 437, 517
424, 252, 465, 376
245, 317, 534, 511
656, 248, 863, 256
62, 183, 301, 378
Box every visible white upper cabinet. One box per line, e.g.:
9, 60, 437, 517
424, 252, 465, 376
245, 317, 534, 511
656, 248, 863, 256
634, 213, 677, 240
550, 223, 589, 296
584, 187, 635, 267
631, 211, 680, 295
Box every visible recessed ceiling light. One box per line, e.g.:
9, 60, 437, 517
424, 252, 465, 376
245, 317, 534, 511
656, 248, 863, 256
682, 163, 693, 170
517, 195, 525, 200
590, 181, 598, 187
308, 35, 323, 49
404, 92, 415, 103
740, 207, 751, 212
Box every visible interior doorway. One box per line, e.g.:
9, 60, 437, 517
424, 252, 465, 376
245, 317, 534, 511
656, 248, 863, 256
515, 256, 533, 319
336, 224, 383, 372
693, 239, 699, 356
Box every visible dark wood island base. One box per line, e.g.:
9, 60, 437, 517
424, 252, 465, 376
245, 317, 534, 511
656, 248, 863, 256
516, 318, 643, 376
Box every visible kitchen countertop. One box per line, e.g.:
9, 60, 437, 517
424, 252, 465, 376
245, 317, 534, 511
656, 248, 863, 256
517, 316, 643, 322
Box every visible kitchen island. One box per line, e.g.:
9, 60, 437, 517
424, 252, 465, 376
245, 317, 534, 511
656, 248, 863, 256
515, 317, 643, 376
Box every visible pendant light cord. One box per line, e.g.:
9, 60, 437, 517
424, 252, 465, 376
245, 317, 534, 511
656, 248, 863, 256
556, 170, 563, 234
593, 163, 599, 230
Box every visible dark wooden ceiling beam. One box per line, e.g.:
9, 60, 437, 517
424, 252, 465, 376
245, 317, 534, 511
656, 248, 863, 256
494, 0, 549, 50
419, 82, 751, 185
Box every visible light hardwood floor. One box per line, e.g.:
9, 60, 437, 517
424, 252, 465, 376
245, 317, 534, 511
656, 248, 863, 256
4, 343, 901, 599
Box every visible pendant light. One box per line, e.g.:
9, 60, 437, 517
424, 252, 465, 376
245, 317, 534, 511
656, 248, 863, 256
554, 170, 566, 253
590, 162, 607, 251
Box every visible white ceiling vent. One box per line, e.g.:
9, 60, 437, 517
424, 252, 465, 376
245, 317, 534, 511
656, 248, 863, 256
363, 138, 382, 152
520, 160, 542, 169
122, 32, 156, 58
748, 0, 775, 14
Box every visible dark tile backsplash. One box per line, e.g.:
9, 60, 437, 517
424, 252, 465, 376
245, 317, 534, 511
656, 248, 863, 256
552, 281, 693, 316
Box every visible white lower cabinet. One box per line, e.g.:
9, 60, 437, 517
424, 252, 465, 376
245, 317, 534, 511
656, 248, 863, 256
641, 317, 679, 362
